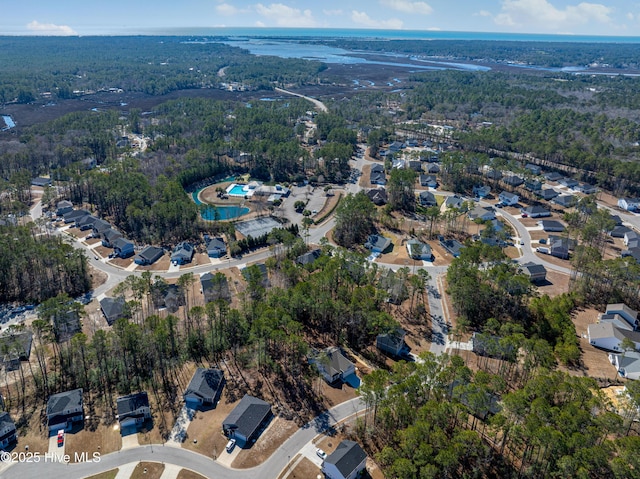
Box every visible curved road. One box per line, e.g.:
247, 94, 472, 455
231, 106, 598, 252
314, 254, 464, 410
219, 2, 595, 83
1, 397, 365, 479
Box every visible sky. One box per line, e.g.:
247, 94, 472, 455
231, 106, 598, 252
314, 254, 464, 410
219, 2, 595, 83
2, 0, 640, 37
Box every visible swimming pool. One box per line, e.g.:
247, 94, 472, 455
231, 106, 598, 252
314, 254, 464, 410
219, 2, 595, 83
192, 190, 249, 220
227, 184, 248, 196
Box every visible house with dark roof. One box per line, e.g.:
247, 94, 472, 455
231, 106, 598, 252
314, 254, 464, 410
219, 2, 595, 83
553, 194, 576, 208
406, 239, 432, 260
388, 141, 404, 152
366, 188, 388, 206
376, 328, 407, 357
364, 234, 391, 253
439, 237, 465, 257
31, 177, 52, 187
544, 172, 564, 182
0, 330, 33, 370
524, 179, 543, 192
559, 178, 579, 188
521, 205, 551, 218
419, 190, 436, 207
503, 175, 524, 187
498, 191, 519, 206
222, 395, 272, 446
442, 195, 464, 210
296, 249, 321, 266
519, 262, 547, 283
622, 247, 640, 264
241, 263, 269, 287
426, 163, 440, 174
56, 200, 74, 216
537, 188, 559, 201
91, 219, 112, 238
77, 214, 99, 231
407, 160, 422, 172
46, 388, 84, 432
610, 225, 631, 238
200, 272, 231, 303
171, 242, 194, 265
419, 174, 437, 188
314, 347, 356, 384
100, 296, 126, 325
624, 231, 639, 249
113, 237, 135, 258
575, 183, 598, 194
525, 163, 542, 175
135, 246, 164, 265
206, 237, 227, 258
369, 164, 386, 185
0, 412, 17, 450
472, 185, 491, 198
539, 220, 566, 233
101, 228, 122, 248
117, 392, 151, 432
63, 209, 90, 224
549, 236, 572, 259
183, 368, 225, 408
321, 440, 367, 479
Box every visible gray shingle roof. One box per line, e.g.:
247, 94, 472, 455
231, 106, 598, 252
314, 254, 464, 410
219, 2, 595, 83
46, 388, 83, 416
117, 392, 149, 416
222, 394, 271, 441
184, 368, 225, 402
324, 440, 367, 478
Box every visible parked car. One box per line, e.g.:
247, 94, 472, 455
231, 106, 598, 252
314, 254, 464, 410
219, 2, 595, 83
226, 438, 236, 453
539, 238, 547, 244
316, 448, 327, 459
57, 429, 64, 447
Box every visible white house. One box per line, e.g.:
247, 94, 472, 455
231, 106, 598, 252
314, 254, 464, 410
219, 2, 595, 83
406, 239, 432, 260
604, 303, 639, 330
609, 351, 640, 380
588, 322, 640, 352
322, 440, 367, 479
314, 347, 356, 384
618, 197, 640, 212
498, 191, 519, 206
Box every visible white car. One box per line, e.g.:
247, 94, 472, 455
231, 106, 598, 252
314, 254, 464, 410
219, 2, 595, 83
226, 438, 236, 453
316, 448, 327, 460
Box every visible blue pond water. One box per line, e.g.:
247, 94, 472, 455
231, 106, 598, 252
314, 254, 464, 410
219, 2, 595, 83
192, 190, 249, 220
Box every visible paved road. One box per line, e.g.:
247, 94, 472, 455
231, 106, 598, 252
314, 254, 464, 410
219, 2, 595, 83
275, 88, 328, 113
1, 397, 365, 479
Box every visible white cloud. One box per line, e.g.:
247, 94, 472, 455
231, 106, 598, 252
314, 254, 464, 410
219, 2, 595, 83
27, 20, 77, 36
216, 3, 239, 15
351, 10, 404, 29
379, 0, 433, 15
476, 10, 492, 17
495, 0, 613, 29
323, 9, 343, 16
255, 3, 317, 27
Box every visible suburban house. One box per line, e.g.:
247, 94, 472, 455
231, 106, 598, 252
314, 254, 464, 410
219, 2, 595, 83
0, 330, 33, 370
314, 347, 356, 384
624, 231, 639, 248
519, 262, 547, 283
524, 163, 542, 175
367, 188, 388, 206
200, 272, 231, 303
588, 322, 640, 352
364, 234, 392, 253
56, 200, 74, 216
418, 190, 437, 207
91, 219, 112, 238
442, 195, 464, 210
0, 412, 17, 450
575, 183, 598, 194
206, 237, 227, 258
99, 296, 126, 325
559, 178, 579, 188
116, 392, 151, 432
553, 194, 577, 208
222, 394, 272, 446
544, 172, 564, 182
406, 239, 432, 261
622, 247, 640, 264
468, 205, 496, 222
539, 220, 566, 233
369, 164, 386, 185
321, 440, 367, 479
134, 246, 164, 265
524, 179, 543, 192
52, 309, 82, 343
485, 169, 502, 181
376, 328, 407, 357
388, 141, 404, 152
113, 237, 135, 258
498, 191, 519, 206
521, 205, 551, 218
610, 225, 632, 238
609, 351, 640, 380
296, 249, 321, 266
419, 174, 438, 188
604, 303, 639, 330
407, 160, 422, 172
171, 242, 194, 265
63, 209, 90, 224
46, 388, 84, 432
503, 175, 524, 187
183, 367, 225, 408
618, 197, 640, 212
101, 228, 123, 248
241, 263, 269, 288
426, 163, 440, 174
153, 284, 184, 313
439, 237, 465, 257
77, 214, 99, 231
472, 185, 491, 198
537, 188, 559, 201
549, 236, 573, 259
31, 177, 52, 187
